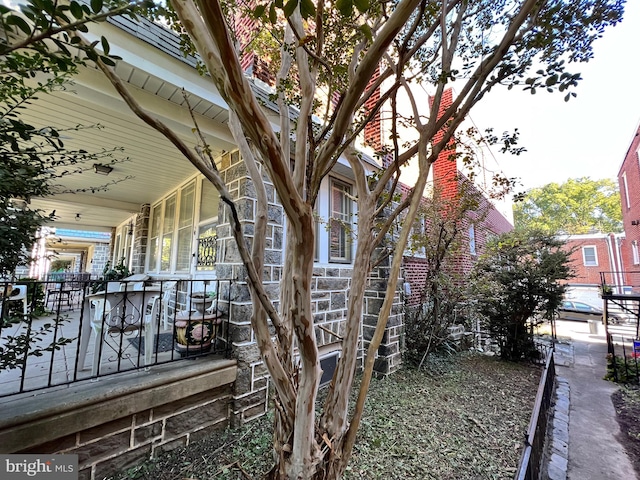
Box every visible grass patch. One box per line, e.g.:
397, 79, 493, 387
110, 354, 540, 479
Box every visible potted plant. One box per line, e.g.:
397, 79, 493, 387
189, 290, 216, 314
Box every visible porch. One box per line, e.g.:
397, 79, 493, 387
0, 278, 233, 398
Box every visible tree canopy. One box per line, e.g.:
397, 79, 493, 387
513, 177, 623, 235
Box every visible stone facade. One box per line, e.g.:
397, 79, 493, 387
91, 242, 111, 277
130, 204, 151, 274
213, 150, 405, 423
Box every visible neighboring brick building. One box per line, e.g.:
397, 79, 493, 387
561, 233, 627, 301
617, 122, 640, 290
388, 89, 514, 305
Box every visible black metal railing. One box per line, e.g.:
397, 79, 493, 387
605, 334, 640, 384
515, 351, 556, 480
0, 278, 232, 398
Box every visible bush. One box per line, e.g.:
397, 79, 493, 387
469, 229, 573, 362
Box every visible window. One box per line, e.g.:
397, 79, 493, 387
148, 180, 196, 273
633, 241, 639, 265
622, 172, 630, 209
196, 178, 220, 271
582, 246, 598, 266
469, 224, 477, 256
329, 180, 352, 262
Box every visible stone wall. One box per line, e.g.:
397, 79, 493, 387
91, 242, 111, 277
0, 360, 236, 480
131, 204, 151, 275
215, 151, 282, 425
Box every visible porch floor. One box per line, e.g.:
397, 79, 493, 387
0, 307, 178, 398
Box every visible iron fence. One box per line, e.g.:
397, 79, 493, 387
605, 333, 640, 384
515, 351, 556, 480
0, 278, 233, 398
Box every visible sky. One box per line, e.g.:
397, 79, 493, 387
470, 0, 640, 195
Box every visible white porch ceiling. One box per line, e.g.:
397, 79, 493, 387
27, 59, 235, 232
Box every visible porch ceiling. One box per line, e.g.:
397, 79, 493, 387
27, 59, 235, 232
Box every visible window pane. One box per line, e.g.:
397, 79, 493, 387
148, 203, 162, 270
161, 234, 172, 271
200, 179, 219, 221
197, 224, 217, 271
330, 181, 352, 262
176, 228, 192, 271
179, 183, 195, 228
583, 247, 597, 266
150, 203, 162, 238
164, 195, 176, 234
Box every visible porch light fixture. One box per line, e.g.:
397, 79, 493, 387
93, 163, 113, 175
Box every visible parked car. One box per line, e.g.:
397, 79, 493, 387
557, 300, 623, 324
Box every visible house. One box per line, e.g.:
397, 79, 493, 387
1, 13, 398, 473
2, 12, 512, 477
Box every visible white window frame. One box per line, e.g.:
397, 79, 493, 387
469, 224, 477, 256
314, 176, 356, 265
633, 241, 639, 265
622, 172, 631, 209
329, 178, 353, 263
147, 178, 198, 274
582, 245, 598, 267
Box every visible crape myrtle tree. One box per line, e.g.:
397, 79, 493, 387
404, 179, 487, 367
3, 0, 625, 477
0, 0, 138, 278
469, 229, 573, 361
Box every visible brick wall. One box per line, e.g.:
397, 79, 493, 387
562, 235, 623, 287
618, 125, 640, 287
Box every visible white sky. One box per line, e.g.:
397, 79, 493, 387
470, 0, 640, 195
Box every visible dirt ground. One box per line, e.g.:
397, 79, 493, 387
108, 354, 540, 480
612, 386, 640, 478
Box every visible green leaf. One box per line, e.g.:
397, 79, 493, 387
6, 15, 32, 35
354, 0, 369, 13
358, 23, 373, 42
545, 74, 558, 86
283, 0, 297, 17
253, 4, 266, 18
90, 0, 103, 14
336, 0, 353, 16
269, 3, 277, 23
69, 1, 83, 19
300, 0, 315, 18
101, 36, 110, 55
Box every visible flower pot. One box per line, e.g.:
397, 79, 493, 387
190, 292, 214, 314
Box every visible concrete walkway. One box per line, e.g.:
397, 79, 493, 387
554, 320, 637, 480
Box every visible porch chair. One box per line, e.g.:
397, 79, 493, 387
89, 294, 158, 377
147, 281, 177, 331
6, 285, 28, 316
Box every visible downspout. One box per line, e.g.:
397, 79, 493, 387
605, 234, 617, 293
615, 235, 626, 292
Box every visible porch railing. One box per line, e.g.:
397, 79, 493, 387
0, 278, 232, 398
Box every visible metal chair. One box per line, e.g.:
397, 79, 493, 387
90, 292, 158, 376
147, 281, 177, 331
7, 285, 28, 316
